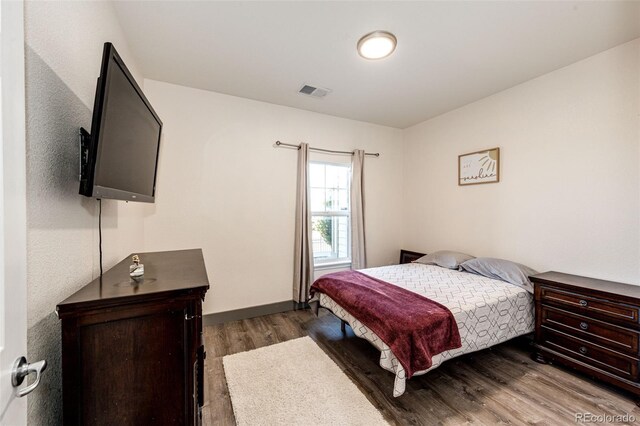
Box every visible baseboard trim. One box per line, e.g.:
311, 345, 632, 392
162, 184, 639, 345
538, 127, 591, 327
203, 300, 308, 326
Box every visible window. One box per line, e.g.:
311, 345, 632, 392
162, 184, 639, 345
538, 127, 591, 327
309, 162, 350, 267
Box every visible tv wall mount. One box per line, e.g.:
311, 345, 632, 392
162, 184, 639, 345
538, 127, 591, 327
78, 127, 91, 182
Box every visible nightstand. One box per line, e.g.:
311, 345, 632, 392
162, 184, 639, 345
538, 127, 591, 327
531, 271, 640, 402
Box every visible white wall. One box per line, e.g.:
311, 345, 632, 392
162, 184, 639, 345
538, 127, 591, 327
25, 2, 146, 423
141, 80, 404, 314
403, 39, 640, 285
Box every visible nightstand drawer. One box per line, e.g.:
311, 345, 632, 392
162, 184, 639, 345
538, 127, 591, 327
541, 306, 640, 356
541, 327, 639, 381
540, 286, 640, 328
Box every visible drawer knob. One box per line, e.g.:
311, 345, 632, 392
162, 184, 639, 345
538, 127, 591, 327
579, 300, 588, 307
579, 346, 588, 355
579, 322, 589, 330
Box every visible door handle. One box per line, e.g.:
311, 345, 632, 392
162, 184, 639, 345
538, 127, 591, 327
11, 356, 47, 397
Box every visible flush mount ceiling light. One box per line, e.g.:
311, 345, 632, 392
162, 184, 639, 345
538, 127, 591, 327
357, 30, 397, 60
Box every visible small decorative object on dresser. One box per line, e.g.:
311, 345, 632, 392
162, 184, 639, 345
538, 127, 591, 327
399, 249, 426, 264
129, 254, 144, 278
532, 271, 640, 403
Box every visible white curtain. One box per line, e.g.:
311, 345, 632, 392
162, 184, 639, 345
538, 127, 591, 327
293, 143, 313, 303
351, 149, 366, 270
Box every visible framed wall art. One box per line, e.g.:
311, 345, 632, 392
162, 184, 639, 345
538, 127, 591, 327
458, 147, 500, 186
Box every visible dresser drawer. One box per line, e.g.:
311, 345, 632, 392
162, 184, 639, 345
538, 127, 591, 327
540, 306, 640, 356
540, 286, 640, 328
540, 327, 639, 381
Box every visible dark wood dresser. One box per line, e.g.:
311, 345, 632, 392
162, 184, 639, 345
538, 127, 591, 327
57, 249, 209, 425
532, 271, 640, 401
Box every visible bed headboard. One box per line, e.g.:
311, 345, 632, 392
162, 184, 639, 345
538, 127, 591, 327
399, 249, 426, 264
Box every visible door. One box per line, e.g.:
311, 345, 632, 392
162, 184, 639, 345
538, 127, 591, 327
0, 1, 36, 424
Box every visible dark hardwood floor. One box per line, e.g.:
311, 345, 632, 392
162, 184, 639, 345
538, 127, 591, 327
202, 309, 640, 425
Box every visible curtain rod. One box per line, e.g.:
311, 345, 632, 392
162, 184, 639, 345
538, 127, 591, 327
274, 141, 380, 157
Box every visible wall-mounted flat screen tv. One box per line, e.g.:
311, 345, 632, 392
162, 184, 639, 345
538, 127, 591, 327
79, 42, 162, 203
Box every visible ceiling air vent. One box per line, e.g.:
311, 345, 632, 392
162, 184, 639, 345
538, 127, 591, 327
298, 84, 331, 99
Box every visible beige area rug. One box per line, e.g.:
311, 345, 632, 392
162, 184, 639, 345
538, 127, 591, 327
223, 336, 389, 426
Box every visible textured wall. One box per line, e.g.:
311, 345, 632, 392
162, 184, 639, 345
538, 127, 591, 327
402, 39, 640, 284
24, 2, 146, 424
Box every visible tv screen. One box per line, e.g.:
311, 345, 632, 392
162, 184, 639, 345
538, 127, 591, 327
79, 42, 162, 203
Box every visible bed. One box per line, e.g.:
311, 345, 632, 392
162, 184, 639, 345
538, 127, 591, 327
316, 262, 535, 396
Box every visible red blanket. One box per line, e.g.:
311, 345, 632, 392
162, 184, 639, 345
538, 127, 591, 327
311, 270, 461, 378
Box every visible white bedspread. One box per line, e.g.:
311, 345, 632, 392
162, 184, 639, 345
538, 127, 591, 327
318, 263, 534, 396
